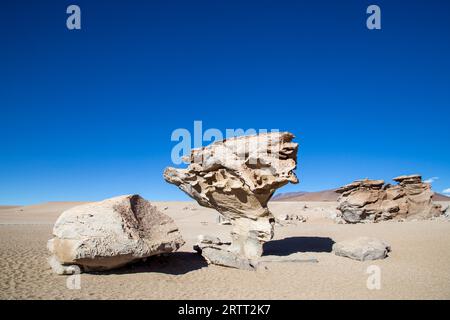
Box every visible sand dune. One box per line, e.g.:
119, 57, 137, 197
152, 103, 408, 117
1, 200, 450, 299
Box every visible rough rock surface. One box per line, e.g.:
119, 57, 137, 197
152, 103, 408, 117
47, 195, 184, 274
164, 132, 298, 270
336, 175, 443, 223
333, 237, 391, 261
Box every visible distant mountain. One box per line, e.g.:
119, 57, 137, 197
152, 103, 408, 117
273, 190, 450, 202
272, 189, 339, 202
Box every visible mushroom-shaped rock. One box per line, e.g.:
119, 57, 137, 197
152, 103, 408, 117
164, 132, 299, 270
47, 195, 184, 274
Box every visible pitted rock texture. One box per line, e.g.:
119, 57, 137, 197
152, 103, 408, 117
333, 237, 391, 261
164, 132, 298, 269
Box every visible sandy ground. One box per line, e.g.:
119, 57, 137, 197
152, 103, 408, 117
0, 200, 449, 300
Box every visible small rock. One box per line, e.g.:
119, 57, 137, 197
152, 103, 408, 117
333, 237, 391, 261
48, 256, 79, 275
197, 246, 256, 271
335, 217, 347, 224
164, 132, 299, 270
442, 204, 450, 218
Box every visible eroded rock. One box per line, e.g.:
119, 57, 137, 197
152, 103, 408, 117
164, 132, 298, 270
281, 213, 307, 222
47, 195, 184, 274
336, 175, 443, 223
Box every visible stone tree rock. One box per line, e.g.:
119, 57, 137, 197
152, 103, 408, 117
47, 195, 184, 274
164, 132, 298, 270
336, 175, 443, 223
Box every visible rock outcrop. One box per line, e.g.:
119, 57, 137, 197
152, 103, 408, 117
48, 195, 184, 274
216, 214, 232, 225
164, 132, 299, 270
336, 175, 443, 223
333, 237, 391, 261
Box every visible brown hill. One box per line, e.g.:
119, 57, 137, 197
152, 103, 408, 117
273, 190, 450, 202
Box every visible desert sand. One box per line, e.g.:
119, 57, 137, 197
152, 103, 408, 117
1, 200, 450, 299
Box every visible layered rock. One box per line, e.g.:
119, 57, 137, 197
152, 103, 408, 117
164, 132, 298, 270
48, 195, 184, 274
336, 175, 443, 223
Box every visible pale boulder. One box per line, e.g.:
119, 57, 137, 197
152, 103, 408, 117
47, 195, 184, 274
333, 237, 391, 261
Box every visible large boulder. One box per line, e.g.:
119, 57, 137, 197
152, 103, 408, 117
164, 132, 298, 270
47, 195, 184, 274
333, 237, 391, 261
336, 175, 443, 223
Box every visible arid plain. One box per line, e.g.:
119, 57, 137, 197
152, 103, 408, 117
1, 200, 450, 300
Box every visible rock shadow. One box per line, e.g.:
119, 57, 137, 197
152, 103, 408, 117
263, 236, 335, 256
92, 252, 207, 275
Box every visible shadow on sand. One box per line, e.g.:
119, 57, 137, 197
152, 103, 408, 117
89, 237, 335, 275
263, 236, 335, 256
93, 252, 208, 276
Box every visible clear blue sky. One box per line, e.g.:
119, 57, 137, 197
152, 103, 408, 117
1, 0, 450, 205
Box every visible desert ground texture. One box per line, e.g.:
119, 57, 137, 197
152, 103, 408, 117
1, 200, 450, 299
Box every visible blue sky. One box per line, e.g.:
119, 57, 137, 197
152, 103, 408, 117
1, 0, 450, 204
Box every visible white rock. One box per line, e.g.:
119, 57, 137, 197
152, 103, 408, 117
333, 237, 391, 261
47, 194, 184, 273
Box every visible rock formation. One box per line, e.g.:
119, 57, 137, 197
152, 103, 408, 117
336, 175, 443, 223
216, 214, 232, 225
164, 132, 298, 270
48, 195, 184, 274
333, 237, 391, 261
